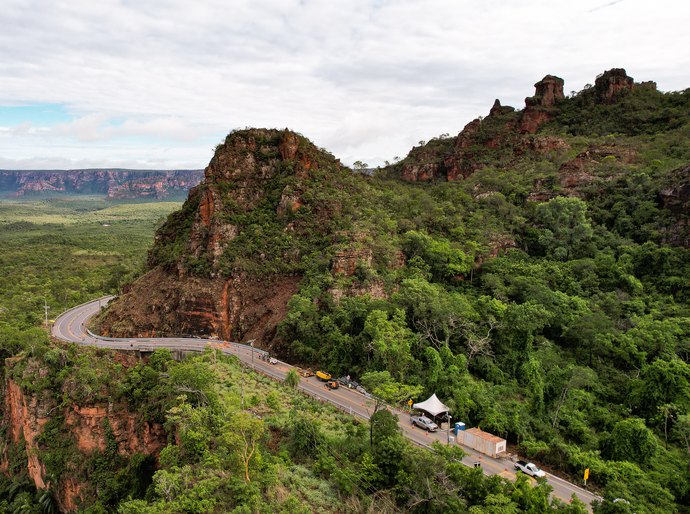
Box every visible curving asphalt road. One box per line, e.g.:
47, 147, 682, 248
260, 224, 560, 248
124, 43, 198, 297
52, 296, 599, 509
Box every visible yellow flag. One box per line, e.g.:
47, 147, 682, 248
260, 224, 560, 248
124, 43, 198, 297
584, 468, 590, 481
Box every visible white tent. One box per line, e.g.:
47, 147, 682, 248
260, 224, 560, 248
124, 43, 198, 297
413, 394, 450, 417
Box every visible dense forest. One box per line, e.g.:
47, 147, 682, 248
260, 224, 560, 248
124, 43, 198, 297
1, 69, 690, 513
0, 195, 588, 514
122, 70, 689, 512
273, 75, 690, 512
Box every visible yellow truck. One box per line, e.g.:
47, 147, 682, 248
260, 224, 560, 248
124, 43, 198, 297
316, 371, 332, 382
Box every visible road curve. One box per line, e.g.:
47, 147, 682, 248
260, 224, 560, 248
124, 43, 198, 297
52, 297, 599, 509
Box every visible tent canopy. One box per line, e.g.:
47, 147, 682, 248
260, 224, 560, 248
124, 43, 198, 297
413, 394, 450, 417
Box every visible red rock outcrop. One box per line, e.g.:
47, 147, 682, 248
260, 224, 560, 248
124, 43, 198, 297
558, 144, 638, 194
1, 373, 166, 513
332, 248, 373, 276
519, 75, 564, 133
100, 129, 358, 347
594, 68, 634, 103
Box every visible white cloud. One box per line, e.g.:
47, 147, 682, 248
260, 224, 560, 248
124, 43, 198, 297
1, 0, 689, 169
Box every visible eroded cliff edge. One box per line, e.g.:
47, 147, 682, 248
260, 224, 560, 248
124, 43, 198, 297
98, 128, 378, 346
0, 350, 166, 512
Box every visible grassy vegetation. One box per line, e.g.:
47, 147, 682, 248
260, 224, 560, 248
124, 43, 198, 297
0, 197, 181, 328
0, 194, 589, 513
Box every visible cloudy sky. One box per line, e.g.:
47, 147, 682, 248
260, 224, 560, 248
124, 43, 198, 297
1, 0, 688, 170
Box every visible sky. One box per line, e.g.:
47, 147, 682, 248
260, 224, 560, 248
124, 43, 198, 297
1, 0, 689, 170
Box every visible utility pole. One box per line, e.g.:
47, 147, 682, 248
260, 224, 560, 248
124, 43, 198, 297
43, 299, 50, 330
241, 363, 244, 409
247, 339, 256, 369
447, 412, 452, 445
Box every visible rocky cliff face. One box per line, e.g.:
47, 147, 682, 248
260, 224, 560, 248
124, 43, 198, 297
99, 129, 367, 346
98, 71, 690, 344
0, 354, 166, 512
659, 163, 690, 247
399, 73, 571, 183
396, 68, 660, 183
0, 169, 203, 199
101, 267, 301, 343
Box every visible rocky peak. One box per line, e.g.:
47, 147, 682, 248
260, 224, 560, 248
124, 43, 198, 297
594, 68, 634, 103
519, 74, 565, 133
489, 99, 502, 116
181, 128, 338, 268
529, 75, 565, 108
104, 128, 352, 344
204, 128, 328, 202
489, 99, 516, 117
398, 73, 573, 181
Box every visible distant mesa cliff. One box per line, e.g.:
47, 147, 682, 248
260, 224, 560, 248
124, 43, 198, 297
0, 169, 204, 199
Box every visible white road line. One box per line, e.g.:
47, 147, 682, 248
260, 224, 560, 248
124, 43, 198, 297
52, 298, 601, 509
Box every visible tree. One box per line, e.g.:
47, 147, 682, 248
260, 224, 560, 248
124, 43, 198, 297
360, 370, 424, 406
605, 418, 658, 464
536, 197, 593, 260
220, 412, 265, 482
284, 369, 300, 390
402, 231, 471, 281
673, 414, 690, 472
363, 309, 416, 379
370, 409, 400, 445
395, 277, 479, 350
369, 411, 405, 488
658, 403, 677, 449
631, 357, 690, 419
464, 321, 497, 367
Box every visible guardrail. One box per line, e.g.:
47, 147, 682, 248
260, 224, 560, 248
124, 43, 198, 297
56, 297, 598, 507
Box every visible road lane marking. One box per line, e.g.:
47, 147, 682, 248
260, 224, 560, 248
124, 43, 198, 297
52, 298, 599, 508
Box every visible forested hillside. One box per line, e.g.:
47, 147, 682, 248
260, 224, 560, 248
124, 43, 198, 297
2, 67, 689, 513
0, 197, 587, 512
99, 69, 690, 512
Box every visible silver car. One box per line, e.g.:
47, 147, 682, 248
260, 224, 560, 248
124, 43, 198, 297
411, 415, 439, 432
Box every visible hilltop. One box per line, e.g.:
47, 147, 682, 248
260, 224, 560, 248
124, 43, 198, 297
95, 69, 690, 512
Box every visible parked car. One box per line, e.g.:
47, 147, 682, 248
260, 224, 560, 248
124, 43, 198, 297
514, 460, 546, 478
411, 415, 438, 432
324, 380, 339, 390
